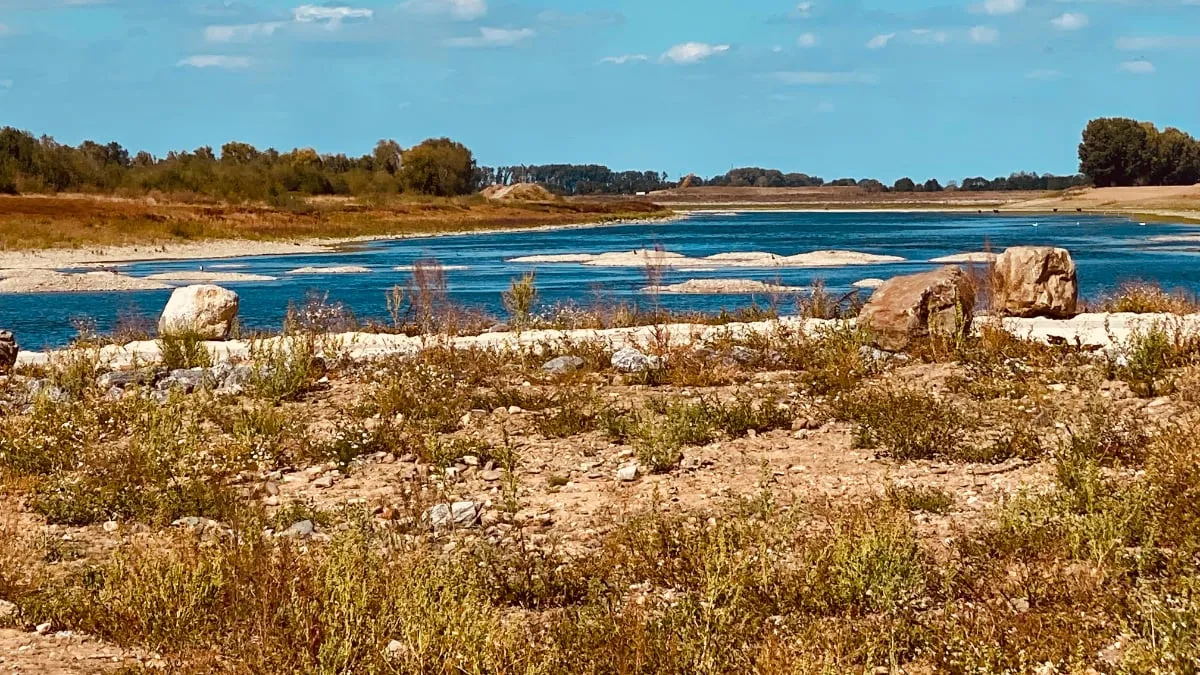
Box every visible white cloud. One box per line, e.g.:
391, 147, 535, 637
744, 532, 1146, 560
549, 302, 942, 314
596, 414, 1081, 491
177, 55, 251, 69
911, 28, 949, 44
795, 2, 814, 16
816, 101, 836, 113
980, 0, 1024, 15
403, 0, 487, 21
969, 25, 999, 43
1026, 68, 1064, 80
796, 32, 818, 47
1117, 36, 1200, 50
1051, 12, 1088, 30
865, 32, 895, 49
1120, 59, 1156, 74
444, 27, 534, 47
292, 5, 373, 27
764, 71, 879, 85
599, 54, 648, 65
661, 42, 730, 64
205, 22, 284, 42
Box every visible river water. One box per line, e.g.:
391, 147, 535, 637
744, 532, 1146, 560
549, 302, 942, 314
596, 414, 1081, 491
5, 211, 1200, 348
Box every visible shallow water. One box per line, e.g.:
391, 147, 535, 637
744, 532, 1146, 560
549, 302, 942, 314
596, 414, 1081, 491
5, 211, 1200, 349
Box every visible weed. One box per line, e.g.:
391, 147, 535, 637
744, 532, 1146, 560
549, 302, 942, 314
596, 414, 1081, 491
534, 388, 600, 438
247, 333, 327, 402
502, 271, 538, 329
158, 330, 213, 371
886, 484, 954, 514
832, 385, 970, 461
1097, 282, 1199, 315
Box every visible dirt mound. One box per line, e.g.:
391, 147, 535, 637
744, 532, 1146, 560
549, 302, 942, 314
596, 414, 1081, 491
482, 183, 556, 201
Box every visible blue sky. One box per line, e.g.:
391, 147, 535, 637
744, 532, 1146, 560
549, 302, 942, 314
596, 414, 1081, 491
0, 0, 1196, 182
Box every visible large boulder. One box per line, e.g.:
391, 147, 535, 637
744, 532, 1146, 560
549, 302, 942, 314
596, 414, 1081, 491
992, 246, 1078, 318
158, 285, 239, 340
0, 331, 16, 373
859, 266, 975, 352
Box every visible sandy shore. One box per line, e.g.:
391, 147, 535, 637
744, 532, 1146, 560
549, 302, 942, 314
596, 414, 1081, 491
287, 265, 372, 275
511, 249, 905, 269
930, 252, 998, 264
0, 269, 171, 294
15, 312, 1195, 370
647, 279, 807, 295
145, 271, 278, 283
0, 240, 328, 271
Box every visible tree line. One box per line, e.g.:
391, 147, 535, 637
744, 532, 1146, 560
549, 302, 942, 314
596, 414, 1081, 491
1078, 118, 1200, 187
692, 167, 1088, 193
0, 128, 484, 201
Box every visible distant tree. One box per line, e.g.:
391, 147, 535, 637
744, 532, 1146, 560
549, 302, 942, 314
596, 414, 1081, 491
221, 141, 260, 165
373, 139, 403, 175
1078, 118, 1157, 187
923, 178, 943, 192
893, 177, 916, 192
857, 179, 885, 193
400, 138, 476, 196
829, 178, 857, 187
1151, 127, 1200, 186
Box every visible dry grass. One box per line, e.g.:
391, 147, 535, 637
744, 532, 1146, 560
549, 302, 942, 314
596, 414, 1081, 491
0, 193, 668, 251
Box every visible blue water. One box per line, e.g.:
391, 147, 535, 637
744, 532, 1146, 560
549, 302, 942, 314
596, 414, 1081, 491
5, 211, 1200, 349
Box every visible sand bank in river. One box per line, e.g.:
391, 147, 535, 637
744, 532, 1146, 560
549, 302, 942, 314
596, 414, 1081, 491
145, 271, 278, 283
510, 249, 905, 268
0, 269, 171, 294
0, 240, 328, 271
287, 266, 372, 275
647, 279, 807, 295
852, 278, 887, 290
930, 252, 998, 264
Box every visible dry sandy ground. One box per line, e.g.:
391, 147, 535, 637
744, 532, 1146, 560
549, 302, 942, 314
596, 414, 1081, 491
14, 312, 1194, 370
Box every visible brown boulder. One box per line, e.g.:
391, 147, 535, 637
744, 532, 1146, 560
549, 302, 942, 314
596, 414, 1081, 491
0, 330, 16, 373
859, 266, 975, 352
993, 246, 1078, 318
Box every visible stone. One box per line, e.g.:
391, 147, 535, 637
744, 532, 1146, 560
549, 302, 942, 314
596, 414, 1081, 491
992, 246, 1078, 318
543, 355, 586, 374
0, 330, 17, 373
96, 369, 155, 390
157, 368, 207, 394
102, 520, 119, 533
158, 284, 240, 340
611, 347, 656, 373
0, 599, 15, 620
279, 520, 315, 539
858, 266, 975, 352
312, 476, 335, 489
386, 639, 404, 656
481, 469, 503, 482
426, 501, 482, 528
616, 464, 639, 482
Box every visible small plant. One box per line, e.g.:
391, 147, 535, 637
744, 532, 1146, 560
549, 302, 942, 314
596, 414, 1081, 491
158, 330, 213, 371
1097, 282, 1199, 315
831, 385, 969, 461
886, 484, 954, 514
533, 388, 599, 438
248, 333, 326, 402
309, 418, 396, 469
45, 347, 102, 399
502, 271, 538, 330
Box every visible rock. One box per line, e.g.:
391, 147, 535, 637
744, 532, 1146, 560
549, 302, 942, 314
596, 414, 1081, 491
858, 266, 975, 352
158, 284, 240, 340
426, 501, 482, 528
992, 246, 1078, 318
0, 599, 16, 620
102, 520, 119, 533
26, 379, 68, 403
312, 476, 335, 489
612, 347, 656, 373
157, 368, 206, 394
481, 469, 503, 482
279, 520, 315, 539
35, 622, 52, 635
97, 369, 155, 390
0, 330, 17, 373
616, 464, 639, 482
543, 355, 586, 374
386, 639, 404, 656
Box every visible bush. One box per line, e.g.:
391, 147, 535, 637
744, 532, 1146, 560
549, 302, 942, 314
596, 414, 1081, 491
832, 386, 969, 461
158, 330, 213, 370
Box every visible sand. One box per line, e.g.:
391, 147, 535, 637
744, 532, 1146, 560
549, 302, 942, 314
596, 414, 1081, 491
17, 312, 1197, 371
852, 278, 887, 290
145, 271, 278, 283
287, 266, 372, 275
647, 279, 807, 295
0, 240, 328, 271
392, 265, 470, 272
0, 269, 171, 294
930, 252, 998, 264
510, 249, 905, 269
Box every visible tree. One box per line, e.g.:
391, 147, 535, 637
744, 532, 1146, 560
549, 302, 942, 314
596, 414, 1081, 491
923, 178, 943, 192
1151, 127, 1200, 186
399, 138, 476, 196
373, 139, 403, 175
893, 177, 916, 192
221, 141, 260, 165
1078, 118, 1156, 187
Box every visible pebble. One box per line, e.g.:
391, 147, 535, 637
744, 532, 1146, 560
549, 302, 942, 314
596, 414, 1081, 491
279, 520, 315, 539
102, 520, 119, 533
616, 464, 639, 482
312, 476, 335, 489
481, 469, 503, 482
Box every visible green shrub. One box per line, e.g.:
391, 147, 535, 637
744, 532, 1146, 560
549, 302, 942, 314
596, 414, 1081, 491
158, 330, 213, 370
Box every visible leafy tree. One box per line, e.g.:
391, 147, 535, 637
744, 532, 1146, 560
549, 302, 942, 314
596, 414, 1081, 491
399, 138, 476, 197
893, 177, 916, 192
1078, 118, 1156, 187
922, 178, 943, 192
373, 140, 403, 175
